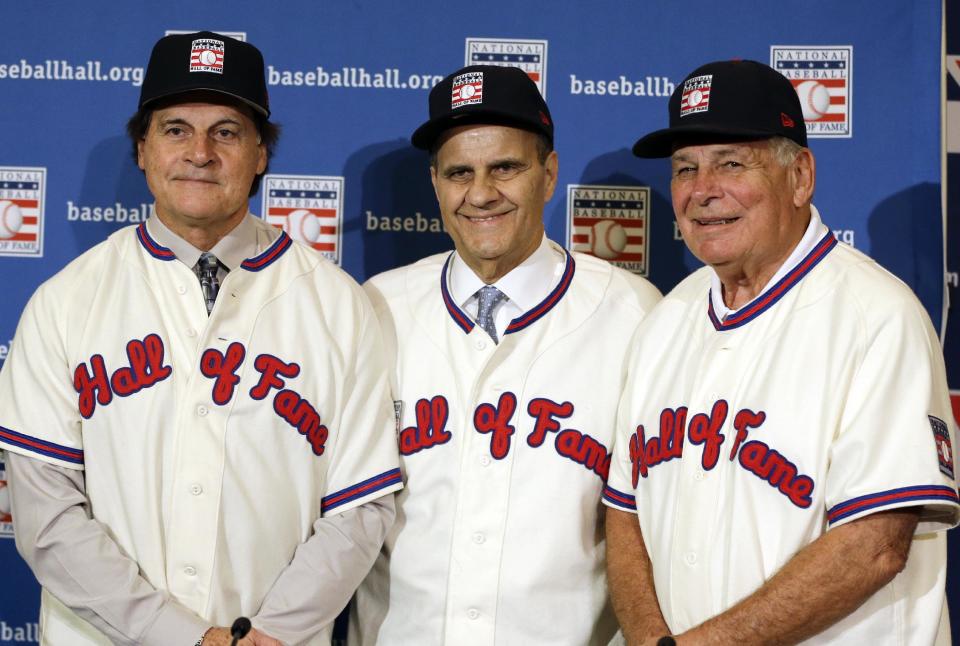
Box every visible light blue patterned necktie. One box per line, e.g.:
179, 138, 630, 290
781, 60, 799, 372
195, 252, 221, 315
475, 285, 507, 343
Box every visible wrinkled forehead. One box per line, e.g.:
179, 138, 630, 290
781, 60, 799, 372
434, 123, 542, 163
670, 137, 771, 162
148, 90, 259, 124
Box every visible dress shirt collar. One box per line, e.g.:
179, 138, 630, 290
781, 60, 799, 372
145, 211, 262, 271
448, 235, 565, 313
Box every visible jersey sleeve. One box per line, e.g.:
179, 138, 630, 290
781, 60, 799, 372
0, 285, 84, 469
825, 298, 959, 532
602, 335, 642, 515
319, 292, 402, 516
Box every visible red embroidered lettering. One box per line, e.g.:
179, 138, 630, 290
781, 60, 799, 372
250, 354, 300, 400
399, 396, 452, 456
474, 392, 517, 459
630, 427, 645, 486
687, 400, 728, 470
74, 354, 111, 419
200, 342, 246, 405
274, 388, 328, 456
73, 334, 172, 418
737, 440, 813, 508
526, 398, 573, 447
730, 408, 766, 460
555, 429, 610, 480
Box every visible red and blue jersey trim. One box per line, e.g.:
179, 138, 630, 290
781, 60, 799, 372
827, 484, 959, 525
321, 467, 402, 514
505, 250, 575, 335
0, 426, 84, 465
440, 254, 475, 334
602, 484, 637, 511
135, 223, 176, 261
708, 232, 837, 331
440, 250, 576, 336
241, 232, 292, 272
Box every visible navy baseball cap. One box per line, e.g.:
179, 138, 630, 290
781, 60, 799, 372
139, 31, 270, 117
411, 65, 553, 150
632, 59, 806, 158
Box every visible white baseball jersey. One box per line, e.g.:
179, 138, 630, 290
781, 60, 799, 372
0, 218, 402, 645
352, 240, 662, 645
604, 210, 959, 644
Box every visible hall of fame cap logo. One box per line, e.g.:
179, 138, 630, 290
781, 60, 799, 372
190, 38, 225, 74
465, 37, 548, 96
566, 184, 650, 276
452, 71, 484, 109
680, 74, 712, 117
771, 46, 852, 137
165, 30, 246, 41
0, 167, 45, 258
0, 451, 12, 538
261, 174, 344, 265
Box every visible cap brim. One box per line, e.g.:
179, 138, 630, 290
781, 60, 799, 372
632, 124, 779, 158
141, 85, 269, 118
411, 109, 550, 150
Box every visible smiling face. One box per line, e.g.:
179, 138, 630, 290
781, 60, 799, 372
670, 139, 814, 287
431, 124, 558, 283
137, 100, 267, 242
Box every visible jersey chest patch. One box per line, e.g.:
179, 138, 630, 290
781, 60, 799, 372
399, 393, 610, 480
629, 400, 815, 508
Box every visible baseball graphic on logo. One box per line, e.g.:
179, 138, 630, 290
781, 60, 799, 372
0, 200, 24, 240
687, 89, 703, 107
288, 209, 321, 243
591, 220, 627, 260
795, 81, 831, 121
461, 84, 476, 100
199, 49, 218, 66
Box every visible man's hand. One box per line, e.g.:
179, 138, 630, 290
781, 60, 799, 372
201, 626, 284, 646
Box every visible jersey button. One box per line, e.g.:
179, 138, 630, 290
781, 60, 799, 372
467, 608, 480, 620
475, 339, 486, 350
189, 484, 203, 496
479, 455, 491, 467
694, 470, 705, 481
197, 405, 209, 417
684, 552, 697, 566
186, 328, 197, 338
472, 532, 485, 545
176, 285, 187, 295
183, 565, 197, 576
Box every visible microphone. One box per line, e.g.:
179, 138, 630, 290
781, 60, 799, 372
230, 617, 252, 646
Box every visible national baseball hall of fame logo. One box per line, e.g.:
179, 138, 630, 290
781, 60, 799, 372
566, 184, 650, 276
261, 175, 344, 265
0, 167, 46, 258
771, 46, 853, 138
465, 38, 548, 96
0, 451, 12, 538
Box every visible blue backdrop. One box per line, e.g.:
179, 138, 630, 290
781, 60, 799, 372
0, 1, 955, 642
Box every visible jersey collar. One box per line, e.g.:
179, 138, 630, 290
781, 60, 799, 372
137, 211, 292, 272
441, 245, 576, 336
707, 206, 837, 331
